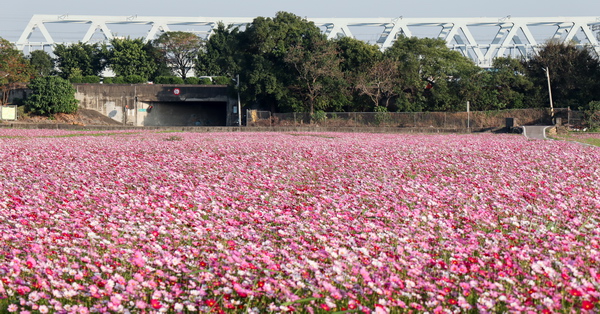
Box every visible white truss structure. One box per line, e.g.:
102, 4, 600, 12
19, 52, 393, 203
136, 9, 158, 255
16, 14, 600, 67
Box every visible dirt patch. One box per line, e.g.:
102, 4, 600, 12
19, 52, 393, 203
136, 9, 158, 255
15, 109, 122, 126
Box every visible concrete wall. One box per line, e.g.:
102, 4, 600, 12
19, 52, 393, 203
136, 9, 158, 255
74, 84, 238, 126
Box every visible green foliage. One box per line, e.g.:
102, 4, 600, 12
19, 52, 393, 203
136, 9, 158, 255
311, 110, 327, 123
53, 42, 105, 79
184, 77, 200, 85
28, 50, 54, 77
523, 41, 600, 109
212, 76, 231, 85
582, 100, 600, 129
124, 75, 146, 84
106, 37, 156, 80
154, 76, 184, 84
196, 23, 242, 77
26, 76, 79, 115
198, 78, 212, 85
70, 75, 101, 84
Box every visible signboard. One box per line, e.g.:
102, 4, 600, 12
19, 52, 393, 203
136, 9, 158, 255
173, 88, 180, 95
1, 105, 17, 120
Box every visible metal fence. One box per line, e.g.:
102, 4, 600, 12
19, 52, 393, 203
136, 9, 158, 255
246, 110, 272, 127
0, 105, 18, 121
253, 108, 557, 130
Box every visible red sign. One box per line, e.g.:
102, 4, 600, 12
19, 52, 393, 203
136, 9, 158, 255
173, 88, 180, 95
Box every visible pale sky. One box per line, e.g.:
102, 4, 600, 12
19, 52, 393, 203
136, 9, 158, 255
1, 0, 599, 43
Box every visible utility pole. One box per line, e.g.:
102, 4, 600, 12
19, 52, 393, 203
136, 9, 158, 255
236, 74, 241, 126
543, 67, 554, 118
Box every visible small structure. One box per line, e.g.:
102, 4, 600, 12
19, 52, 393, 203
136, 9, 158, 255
74, 84, 239, 126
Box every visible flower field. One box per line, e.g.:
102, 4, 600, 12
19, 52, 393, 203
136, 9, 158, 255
1, 130, 599, 313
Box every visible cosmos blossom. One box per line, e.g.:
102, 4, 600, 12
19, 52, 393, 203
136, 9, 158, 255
0, 130, 599, 313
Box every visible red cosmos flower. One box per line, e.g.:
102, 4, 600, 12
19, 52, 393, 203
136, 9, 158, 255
582, 300, 594, 310
448, 299, 458, 305
320, 303, 331, 311
257, 281, 265, 288
570, 289, 583, 297
150, 299, 161, 309
205, 299, 217, 307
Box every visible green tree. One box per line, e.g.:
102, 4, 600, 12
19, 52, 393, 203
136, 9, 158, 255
464, 57, 535, 111
385, 36, 479, 111
196, 23, 241, 77
237, 11, 326, 112
523, 40, 600, 110
28, 50, 54, 77
153, 31, 202, 80
26, 76, 78, 115
106, 37, 157, 80
0, 38, 32, 105
53, 42, 105, 79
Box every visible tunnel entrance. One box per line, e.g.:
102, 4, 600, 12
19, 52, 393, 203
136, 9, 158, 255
142, 101, 227, 126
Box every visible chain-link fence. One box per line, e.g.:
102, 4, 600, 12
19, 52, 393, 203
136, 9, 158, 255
246, 110, 272, 127
256, 109, 553, 130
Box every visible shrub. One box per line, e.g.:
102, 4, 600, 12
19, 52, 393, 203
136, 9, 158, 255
102, 77, 114, 84
26, 76, 79, 115
124, 75, 146, 84
198, 78, 212, 85
154, 76, 184, 84
184, 77, 199, 85
212, 76, 231, 85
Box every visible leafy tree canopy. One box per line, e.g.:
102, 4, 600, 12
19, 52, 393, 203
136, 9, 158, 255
53, 42, 105, 79
106, 37, 157, 80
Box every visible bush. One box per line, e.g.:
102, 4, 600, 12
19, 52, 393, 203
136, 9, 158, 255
198, 78, 212, 85
124, 75, 146, 84
584, 100, 600, 130
154, 76, 184, 84
212, 76, 231, 85
184, 77, 199, 85
102, 77, 114, 84
26, 76, 79, 115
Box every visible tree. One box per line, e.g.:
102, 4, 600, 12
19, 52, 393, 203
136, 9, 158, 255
196, 23, 241, 77
105, 37, 157, 80
523, 40, 600, 110
237, 11, 326, 112
463, 57, 535, 111
28, 50, 54, 77
334, 37, 383, 111
153, 31, 202, 80
354, 59, 401, 110
26, 76, 78, 115
53, 42, 105, 79
0, 38, 32, 105
284, 39, 343, 113
385, 36, 479, 111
